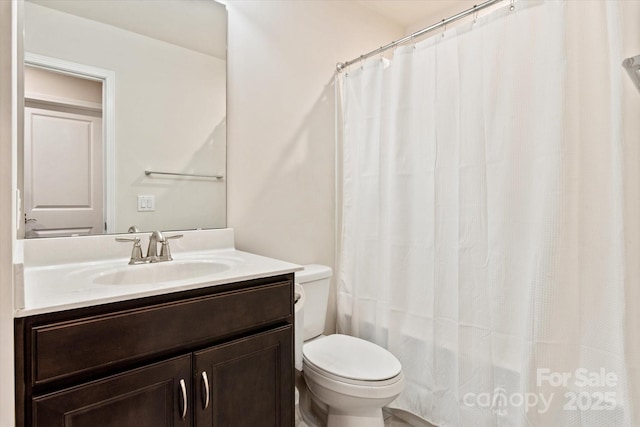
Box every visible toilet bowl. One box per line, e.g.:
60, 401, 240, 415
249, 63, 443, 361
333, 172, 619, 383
295, 265, 405, 427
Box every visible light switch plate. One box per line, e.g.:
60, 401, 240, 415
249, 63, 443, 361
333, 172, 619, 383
137, 195, 155, 212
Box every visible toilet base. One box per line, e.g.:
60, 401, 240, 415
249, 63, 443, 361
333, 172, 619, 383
327, 407, 384, 427
298, 375, 386, 427
301, 359, 404, 427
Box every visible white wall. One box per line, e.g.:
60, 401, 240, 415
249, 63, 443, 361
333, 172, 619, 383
225, 1, 403, 334
25, 2, 227, 233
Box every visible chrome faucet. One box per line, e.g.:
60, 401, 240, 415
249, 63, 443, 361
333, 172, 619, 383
117, 231, 183, 264
115, 236, 145, 264
146, 230, 164, 259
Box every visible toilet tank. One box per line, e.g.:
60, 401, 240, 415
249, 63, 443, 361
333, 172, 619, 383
295, 264, 332, 341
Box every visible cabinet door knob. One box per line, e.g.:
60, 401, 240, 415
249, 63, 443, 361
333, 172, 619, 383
179, 378, 188, 420
201, 371, 210, 410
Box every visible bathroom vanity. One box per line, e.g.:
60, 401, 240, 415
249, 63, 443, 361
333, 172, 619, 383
14, 230, 300, 427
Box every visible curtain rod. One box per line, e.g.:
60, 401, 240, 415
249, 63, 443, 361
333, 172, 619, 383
336, 0, 505, 72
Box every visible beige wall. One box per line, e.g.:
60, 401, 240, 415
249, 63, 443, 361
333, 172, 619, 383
0, 1, 17, 425
25, 65, 102, 105
225, 1, 403, 334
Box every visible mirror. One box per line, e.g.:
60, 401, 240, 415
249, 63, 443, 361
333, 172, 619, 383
22, 0, 227, 238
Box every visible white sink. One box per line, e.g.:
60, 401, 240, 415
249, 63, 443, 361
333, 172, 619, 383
91, 259, 234, 286
19, 229, 303, 317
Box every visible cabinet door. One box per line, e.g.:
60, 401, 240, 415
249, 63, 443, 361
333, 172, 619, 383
32, 355, 192, 427
194, 326, 293, 427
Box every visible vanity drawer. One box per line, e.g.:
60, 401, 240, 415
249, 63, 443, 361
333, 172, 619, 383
30, 280, 292, 388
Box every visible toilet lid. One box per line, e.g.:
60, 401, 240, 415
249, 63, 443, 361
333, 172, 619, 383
302, 334, 402, 381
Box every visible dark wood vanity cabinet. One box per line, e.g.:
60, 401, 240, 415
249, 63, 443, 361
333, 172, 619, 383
32, 355, 193, 427
15, 274, 295, 427
194, 327, 292, 427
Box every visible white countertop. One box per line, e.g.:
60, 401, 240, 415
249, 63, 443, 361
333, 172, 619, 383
15, 229, 302, 317
17, 249, 301, 317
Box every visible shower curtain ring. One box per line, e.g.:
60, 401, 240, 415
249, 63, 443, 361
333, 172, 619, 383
441, 20, 447, 38
473, 7, 479, 24
510, 0, 515, 11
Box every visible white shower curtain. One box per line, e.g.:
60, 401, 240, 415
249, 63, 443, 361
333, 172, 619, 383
337, 1, 640, 426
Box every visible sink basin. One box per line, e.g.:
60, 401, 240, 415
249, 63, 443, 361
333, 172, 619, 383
91, 260, 233, 286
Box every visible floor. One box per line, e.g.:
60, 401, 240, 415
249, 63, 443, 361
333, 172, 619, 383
297, 411, 412, 427
383, 411, 413, 426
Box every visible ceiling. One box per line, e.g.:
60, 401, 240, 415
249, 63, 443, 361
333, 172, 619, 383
26, 0, 227, 59
355, 0, 480, 30
27, 0, 489, 59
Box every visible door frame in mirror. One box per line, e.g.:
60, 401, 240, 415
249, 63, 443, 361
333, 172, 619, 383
23, 52, 116, 233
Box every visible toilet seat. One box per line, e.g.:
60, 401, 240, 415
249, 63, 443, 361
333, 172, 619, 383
303, 356, 405, 397
302, 334, 402, 386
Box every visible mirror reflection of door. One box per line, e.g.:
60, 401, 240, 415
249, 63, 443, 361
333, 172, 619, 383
24, 66, 104, 238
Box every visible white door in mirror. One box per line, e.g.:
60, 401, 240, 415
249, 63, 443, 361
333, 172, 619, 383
24, 107, 104, 238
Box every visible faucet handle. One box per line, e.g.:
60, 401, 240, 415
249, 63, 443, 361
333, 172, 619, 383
116, 237, 141, 246
116, 237, 144, 264
159, 234, 183, 261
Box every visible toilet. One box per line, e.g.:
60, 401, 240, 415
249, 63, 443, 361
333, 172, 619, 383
295, 264, 405, 427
